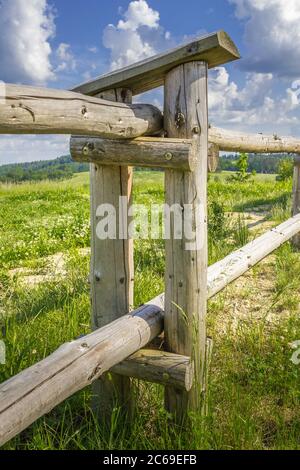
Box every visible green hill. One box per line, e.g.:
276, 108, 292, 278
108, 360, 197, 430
0, 156, 89, 183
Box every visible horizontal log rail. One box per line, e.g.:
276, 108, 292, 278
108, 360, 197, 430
1, 86, 299, 156
70, 136, 198, 171
209, 126, 300, 153
0, 295, 164, 447
0, 84, 163, 138
112, 349, 193, 391
1, 214, 300, 446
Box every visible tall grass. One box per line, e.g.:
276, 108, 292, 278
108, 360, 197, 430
1, 171, 300, 450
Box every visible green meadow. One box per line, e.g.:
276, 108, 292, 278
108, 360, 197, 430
1, 171, 300, 450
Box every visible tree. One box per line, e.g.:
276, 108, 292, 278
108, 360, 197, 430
230, 153, 253, 182
276, 159, 293, 181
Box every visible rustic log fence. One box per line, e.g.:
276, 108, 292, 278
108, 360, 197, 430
0, 30, 300, 446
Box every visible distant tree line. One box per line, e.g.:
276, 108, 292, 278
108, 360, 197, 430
0, 156, 89, 183
0, 153, 295, 183
219, 153, 294, 174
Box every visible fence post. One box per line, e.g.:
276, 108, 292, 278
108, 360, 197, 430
91, 88, 134, 425
292, 155, 300, 249
164, 61, 208, 422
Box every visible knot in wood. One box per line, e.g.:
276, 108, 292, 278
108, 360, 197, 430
175, 111, 186, 129
83, 142, 95, 156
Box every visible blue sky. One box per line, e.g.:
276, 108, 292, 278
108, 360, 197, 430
0, 0, 300, 164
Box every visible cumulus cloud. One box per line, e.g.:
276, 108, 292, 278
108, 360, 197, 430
0, 0, 55, 85
103, 0, 171, 70
229, 0, 300, 78
209, 67, 300, 134
55, 43, 77, 73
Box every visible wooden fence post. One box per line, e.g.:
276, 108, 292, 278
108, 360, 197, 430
292, 155, 300, 249
91, 88, 134, 425
164, 61, 208, 422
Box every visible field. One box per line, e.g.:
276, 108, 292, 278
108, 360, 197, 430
1, 170, 300, 450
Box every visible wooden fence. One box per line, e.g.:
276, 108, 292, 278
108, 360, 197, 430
0, 30, 300, 446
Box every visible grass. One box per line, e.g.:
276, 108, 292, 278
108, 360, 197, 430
1, 170, 300, 450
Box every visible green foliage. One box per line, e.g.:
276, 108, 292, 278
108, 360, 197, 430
1, 171, 300, 450
276, 159, 294, 181
220, 153, 293, 175
0, 156, 89, 183
230, 153, 253, 182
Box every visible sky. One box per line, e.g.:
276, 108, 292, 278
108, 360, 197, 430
0, 0, 300, 164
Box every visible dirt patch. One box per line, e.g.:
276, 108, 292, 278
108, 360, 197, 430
229, 210, 274, 234
210, 254, 295, 337
9, 248, 90, 288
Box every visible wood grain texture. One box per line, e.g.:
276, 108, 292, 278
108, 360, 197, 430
72, 31, 240, 96
209, 126, 300, 153
164, 62, 208, 421
0, 84, 162, 138
71, 136, 198, 171
90, 88, 134, 424
0, 295, 164, 447
112, 349, 193, 391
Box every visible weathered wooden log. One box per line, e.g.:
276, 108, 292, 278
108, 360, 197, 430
164, 61, 208, 422
73, 31, 240, 96
90, 88, 135, 425
112, 349, 193, 391
0, 84, 163, 138
292, 156, 300, 249
0, 295, 164, 447
209, 126, 300, 153
70, 136, 198, 171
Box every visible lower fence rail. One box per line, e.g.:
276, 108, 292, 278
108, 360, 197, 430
1, 214, 300, 446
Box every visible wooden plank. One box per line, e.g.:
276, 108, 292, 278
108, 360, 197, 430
209, 126, 300, 153
71, 136, 198, 171
112, 349, 193, 391
72, 31, 240, 96
90, 88, 134, 424
164, 62, 208, 422
292, 156, 300, 249
0, 295, 164, 447
0, 84, 162, 138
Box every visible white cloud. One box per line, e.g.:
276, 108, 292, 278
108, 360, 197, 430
0, 0, 55, 85
117, 0, 159, 31
0, 135, 70, 165
209, 67, 300, 135
55, 43, 77, 73
229, 0, 300, 78
103, 0, 170, 71
88, 46, 98, 54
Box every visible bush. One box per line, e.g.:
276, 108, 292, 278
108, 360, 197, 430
276, 159, 293, 181
230, 153, 254, 183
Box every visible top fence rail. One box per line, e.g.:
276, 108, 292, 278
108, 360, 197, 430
72, 30, 240, 96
